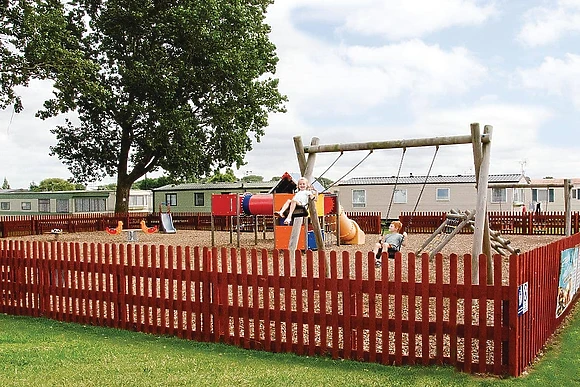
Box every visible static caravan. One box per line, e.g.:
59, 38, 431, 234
0, 189, 153, 215
335, 173, 531, 219
153, 181, 276, 213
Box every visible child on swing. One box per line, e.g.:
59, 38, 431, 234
276, 177, 317, 225
373, 220, 407, 267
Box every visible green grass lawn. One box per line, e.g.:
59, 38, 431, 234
1, 303, 579, 387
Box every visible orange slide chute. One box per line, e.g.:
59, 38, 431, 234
338, 206, 366, 245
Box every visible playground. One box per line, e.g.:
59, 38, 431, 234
2, 125, 578, 376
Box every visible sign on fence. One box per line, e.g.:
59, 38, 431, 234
556, 245, 580, 318
518, 282, 528, 316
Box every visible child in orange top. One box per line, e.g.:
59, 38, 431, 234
373, 220, 407, 267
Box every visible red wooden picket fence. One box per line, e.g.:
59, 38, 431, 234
401, 211, 580, 235
345, 212, 382, 234
2, 233, 579, 376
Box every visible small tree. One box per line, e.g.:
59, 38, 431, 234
134, 176, 179, 190
98, 183, 117, 191
32, 178, 76, 192
241, 174, 264, 183
207, 168, 238, 183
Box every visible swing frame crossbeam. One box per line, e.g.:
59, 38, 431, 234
303, 134, 490, 154
293, 123, 493, 285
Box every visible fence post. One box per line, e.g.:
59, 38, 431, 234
508, 254, 521, 376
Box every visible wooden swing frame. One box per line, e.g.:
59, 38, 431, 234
294, 123, 493, 284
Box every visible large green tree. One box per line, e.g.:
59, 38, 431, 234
0, 0, 286, 212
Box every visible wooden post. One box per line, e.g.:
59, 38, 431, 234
472, 125, 492, 285
302, 138, 325, 253
254, 215, 258, 245
564, 179, 572, 236
335, 192, 341, 247
288, 217, 304, 268
294, 136, 329, 276
211, 213, 215, 247
236, 195, 240, 248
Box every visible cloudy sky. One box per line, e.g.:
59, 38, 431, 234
1, 0, 579, 189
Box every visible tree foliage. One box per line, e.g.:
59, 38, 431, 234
315, 177, 334, 189
206, 167, 237, 183
241, 174, 264, 183
134, 176, 179, 190
1, 0, 286, 212
29, 177, 78, 192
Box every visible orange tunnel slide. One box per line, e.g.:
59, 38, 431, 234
338, 205, 366, 245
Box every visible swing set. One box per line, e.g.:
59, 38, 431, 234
293, 123, 493, 284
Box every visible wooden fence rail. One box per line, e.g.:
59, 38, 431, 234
2, 235, 579, 376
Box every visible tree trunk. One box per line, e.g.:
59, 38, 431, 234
115, 176, 132, 214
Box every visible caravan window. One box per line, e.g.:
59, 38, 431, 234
352, 189, 366, 208
532, 188, 555, 203
74, 197, 106, 212
194, 193, 204, 206
491, 188, 507, 203
129, 195, 145, 206
38, 199, 50, 213
436, 188, 450, 201
165, 193, 177, 206
393, 189, 407, 204
513, 188, 525, 203
56, 199, 69, 213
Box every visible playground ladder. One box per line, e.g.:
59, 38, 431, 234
415, 210, 474, 259
417, 209, 521, 259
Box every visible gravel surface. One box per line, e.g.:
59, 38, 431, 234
9, 229, 561, 282
10, 228, 560, 257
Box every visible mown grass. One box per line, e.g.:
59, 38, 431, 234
1, 303, 579, 387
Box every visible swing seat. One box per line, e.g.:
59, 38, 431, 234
375, 247, 398, 260
280, 204, 309, 218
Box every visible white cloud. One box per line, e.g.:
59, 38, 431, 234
517, 0, 580, 46
268, 2, 489, 118
341, 0, 497, 40
343, 40, 488, 96
284, 0, 497, 40
0, 80, 75, 189
272, 34, 487, 117
516, 53, 580, 107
